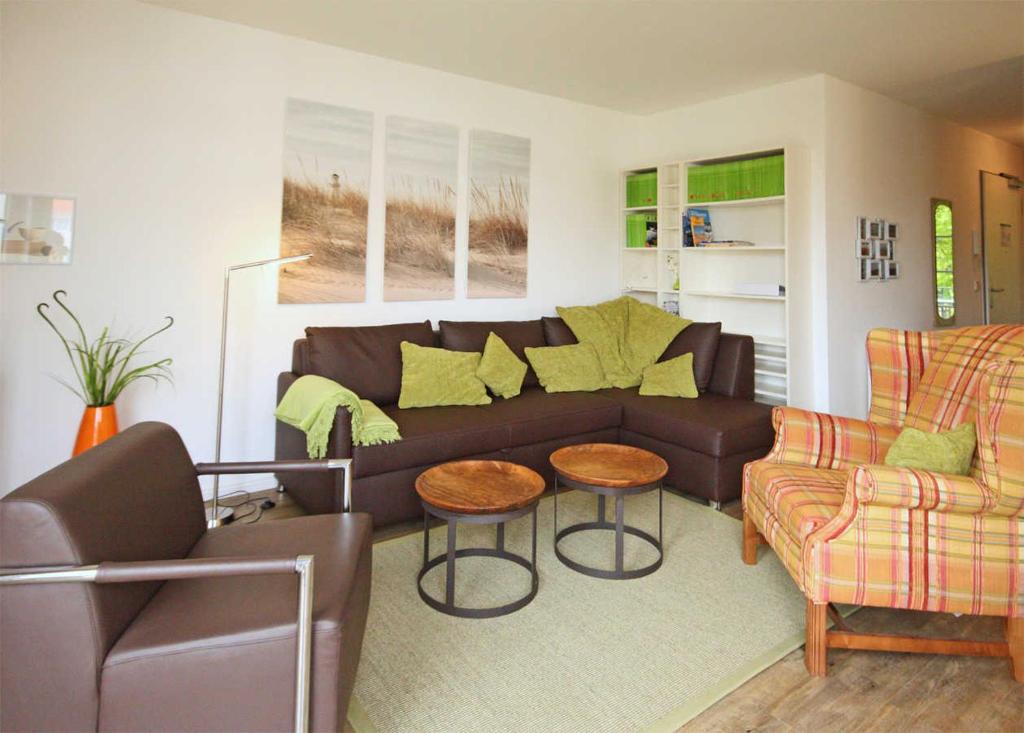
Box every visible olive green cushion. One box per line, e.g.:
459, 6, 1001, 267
556, 296, 690, 388
477, 332, 528, 399
639, 353, 699, 398
883, 423, 977, 476
625, 299, 693, 374
398, 341, 492, 408
524, 343, 611, 393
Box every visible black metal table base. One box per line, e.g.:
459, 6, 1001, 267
417, 502, 539, 619
553, 476, 663, 580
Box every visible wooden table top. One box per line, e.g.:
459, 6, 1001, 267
415, 460, 546, 515
549, 443, 668, 488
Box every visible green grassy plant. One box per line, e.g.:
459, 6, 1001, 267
36, 290, 173, 406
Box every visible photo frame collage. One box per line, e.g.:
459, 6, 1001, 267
856, 217, 900, 281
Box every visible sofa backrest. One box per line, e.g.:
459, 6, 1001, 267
438, 319, 547, 388
293, 317, 753, 401
304, 321, 435, 405
0, 422, 205, 733
659, 322, 723, 391
540, 316, 745, 396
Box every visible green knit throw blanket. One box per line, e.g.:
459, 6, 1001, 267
556, 296, 691, 388
275, 375, 401, 458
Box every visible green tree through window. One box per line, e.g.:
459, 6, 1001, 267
933, 200, 955, 325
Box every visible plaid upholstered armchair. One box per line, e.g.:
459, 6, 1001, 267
742, 325, 1024, 680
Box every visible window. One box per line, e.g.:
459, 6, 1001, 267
932, 199, 955, 325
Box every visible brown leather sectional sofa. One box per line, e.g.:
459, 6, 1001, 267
0, 423, 371, 733
276, 317, 775, 526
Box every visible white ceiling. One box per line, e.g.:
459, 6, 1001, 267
145, 0, 1024, 146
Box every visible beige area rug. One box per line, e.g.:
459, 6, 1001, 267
349, 489, 810, 733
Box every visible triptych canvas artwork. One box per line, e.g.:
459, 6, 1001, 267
278, 97, 531, 304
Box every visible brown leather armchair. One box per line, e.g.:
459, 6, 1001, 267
0, 422, 372, 733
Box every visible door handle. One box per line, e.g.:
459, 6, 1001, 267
990, 287, 1006, 293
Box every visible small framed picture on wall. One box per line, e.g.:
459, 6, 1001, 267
857, 239, 873, 258
886, 221, 899, 239
868, 219, 885, 239
875, 239, 893, 259
857, 216, 869, 240
884, 260, 900, 279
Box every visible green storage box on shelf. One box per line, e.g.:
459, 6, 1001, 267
626, 171, 658, 207
626, 213, 657, 248
687, 154, 784, 203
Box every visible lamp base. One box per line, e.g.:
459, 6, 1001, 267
206, 505, 235, 529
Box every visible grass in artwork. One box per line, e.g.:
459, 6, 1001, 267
384, 177, 456, 299
279, 175, 368, 303
468, 177, 528, 296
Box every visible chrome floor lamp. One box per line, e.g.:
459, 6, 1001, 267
207, 253, 312, 528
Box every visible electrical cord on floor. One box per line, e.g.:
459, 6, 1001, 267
214, 490, 266, 525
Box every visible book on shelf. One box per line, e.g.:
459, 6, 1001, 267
684, 207, 712, 246
626, 212, 657, 248
699, 240, 755, 248
735, 283, 786, 297
646, 219, 658, 248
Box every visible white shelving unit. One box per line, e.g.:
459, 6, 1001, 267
619, 163, 683, 308
619, 149, 790, 406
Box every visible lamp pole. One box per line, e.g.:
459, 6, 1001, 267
207, 253, 312, 528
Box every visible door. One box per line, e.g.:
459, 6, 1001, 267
982, 171, 1024, 324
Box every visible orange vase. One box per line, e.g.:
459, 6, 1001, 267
72, 405, 119, 457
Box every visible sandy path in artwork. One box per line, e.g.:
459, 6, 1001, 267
468, 251, 527, 298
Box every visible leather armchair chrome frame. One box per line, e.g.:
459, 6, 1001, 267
0, 456, 354, 733
1, 555, 315, 733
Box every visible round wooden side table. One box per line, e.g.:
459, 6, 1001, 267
549, 443, 668, 580
415, 460, 545, 618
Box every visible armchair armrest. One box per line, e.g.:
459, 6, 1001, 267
850, 464, 995, 515
196, 458, 354, 513
766, 407, 901, 470
0, 555, 315, 733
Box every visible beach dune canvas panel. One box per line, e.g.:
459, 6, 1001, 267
384, 116, 458, 301
468, 130, 530, 298
278, 98, 373, 304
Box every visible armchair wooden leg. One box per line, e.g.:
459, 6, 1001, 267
805, 600, 828, 677
1009, 617, 1024, 683
742, 510, 763, 565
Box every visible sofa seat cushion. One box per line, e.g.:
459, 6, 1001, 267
100, 513, 372, 732
745, 462, 848, 543
353, 405, 509, 478
483, 387, 621, 447
606, 389, 773, 457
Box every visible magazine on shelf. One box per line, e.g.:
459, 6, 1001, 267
686, 208, 713, 245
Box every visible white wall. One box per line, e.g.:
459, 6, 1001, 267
0, 0, 629, 495
618, 76, 831, 412
822, 76, 1024, 418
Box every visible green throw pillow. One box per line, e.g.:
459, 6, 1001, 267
639, 353, 698, 398
556, 296, 689, 388
398, 342, 492, 409
477, 332, 528, 399
524, 343, 611, 393
883, 423, 977, 476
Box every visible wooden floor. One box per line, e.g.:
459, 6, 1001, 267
225, 490, 1023, 732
